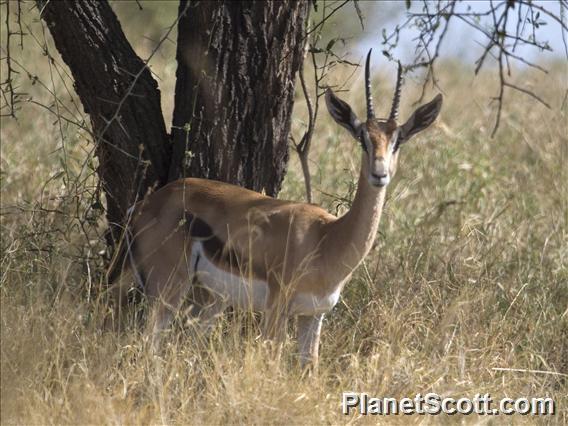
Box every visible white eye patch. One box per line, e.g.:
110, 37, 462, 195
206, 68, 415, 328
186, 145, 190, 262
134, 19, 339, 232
361, 128, 372, 153
391, 128, 401, 152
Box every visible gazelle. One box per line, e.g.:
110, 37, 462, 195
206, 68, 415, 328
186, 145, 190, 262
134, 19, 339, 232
110, 49, 442, 368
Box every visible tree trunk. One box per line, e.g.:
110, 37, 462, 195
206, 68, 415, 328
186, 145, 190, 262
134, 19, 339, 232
170, 0, 309, 196
39, 0, 170, 242
39, 0, 309, 245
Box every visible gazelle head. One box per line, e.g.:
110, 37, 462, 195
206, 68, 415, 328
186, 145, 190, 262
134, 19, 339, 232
325, 49, 443, 188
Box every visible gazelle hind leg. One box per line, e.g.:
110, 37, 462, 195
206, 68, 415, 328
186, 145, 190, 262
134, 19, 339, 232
146, 293, 183, 353
185, 289, 228, 339
145, 265, 195, 352
146, 266, 229, 350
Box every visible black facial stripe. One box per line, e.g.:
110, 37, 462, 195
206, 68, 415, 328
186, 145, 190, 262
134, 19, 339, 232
359, 135, 368, 152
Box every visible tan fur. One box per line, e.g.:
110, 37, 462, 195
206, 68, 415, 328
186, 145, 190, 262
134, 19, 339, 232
117, 150, 390, 365
127, 172, 383, 302
109, 77, 442, 368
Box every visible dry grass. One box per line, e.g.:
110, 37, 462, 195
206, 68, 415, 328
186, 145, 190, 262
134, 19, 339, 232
1, 8, 567, 424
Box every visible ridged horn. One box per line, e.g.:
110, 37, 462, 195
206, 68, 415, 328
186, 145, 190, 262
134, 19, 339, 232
389, 61, 403, 122
365, 49, 375, 120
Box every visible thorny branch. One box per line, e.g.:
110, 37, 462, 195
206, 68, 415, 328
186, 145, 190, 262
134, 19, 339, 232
0, 0, 188, 278
292, 0, 358, 203
293, 55, 316, 203
1, 0, 26, 117
382, 0, 567, 136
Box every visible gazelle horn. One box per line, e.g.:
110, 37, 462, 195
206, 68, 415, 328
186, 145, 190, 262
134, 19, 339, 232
388, 61, 403, 122
365, 49, 375, 120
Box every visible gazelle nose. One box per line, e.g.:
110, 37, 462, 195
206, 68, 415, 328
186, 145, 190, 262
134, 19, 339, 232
371, 172, 387, 180
369, 165, 390, 186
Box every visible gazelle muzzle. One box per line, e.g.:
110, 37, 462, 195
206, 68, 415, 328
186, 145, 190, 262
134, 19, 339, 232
369, 156, 391, 187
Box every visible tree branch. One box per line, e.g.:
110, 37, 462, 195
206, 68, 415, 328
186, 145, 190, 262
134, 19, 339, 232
382, 0, 565, 136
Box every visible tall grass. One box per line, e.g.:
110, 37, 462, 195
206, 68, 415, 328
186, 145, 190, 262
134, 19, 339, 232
1, 14, 567, 423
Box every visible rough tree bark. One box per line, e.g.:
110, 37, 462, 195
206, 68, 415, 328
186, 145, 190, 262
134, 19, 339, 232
39, 0, 171, 242
170, 1, 309, 196
39, 0, 308, 244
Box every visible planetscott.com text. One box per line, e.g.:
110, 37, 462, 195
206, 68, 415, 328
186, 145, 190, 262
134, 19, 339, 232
342, 392, 555, 416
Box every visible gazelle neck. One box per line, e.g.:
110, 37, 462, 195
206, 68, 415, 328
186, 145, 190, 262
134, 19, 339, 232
325, 152, 387, 279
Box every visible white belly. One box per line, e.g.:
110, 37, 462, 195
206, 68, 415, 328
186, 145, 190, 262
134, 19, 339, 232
191, 241, 268, 311
190, 242, 346, 316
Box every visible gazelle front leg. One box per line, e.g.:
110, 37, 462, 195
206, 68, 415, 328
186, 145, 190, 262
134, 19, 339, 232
297, 314, 324, 370
259, 302, 290, 367
261, 304, 289, 343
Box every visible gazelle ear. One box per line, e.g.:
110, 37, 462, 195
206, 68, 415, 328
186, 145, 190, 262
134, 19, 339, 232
325, 89, 362, 140
398, 94, 443, 144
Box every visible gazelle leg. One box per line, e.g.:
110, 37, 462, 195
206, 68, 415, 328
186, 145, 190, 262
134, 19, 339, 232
260, 305, 289, 364
261, 305, 289, 343
146, 297, 178, 352
186, 290, 228, 338
297, 314, 324, 370
145, 268, 194, 352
